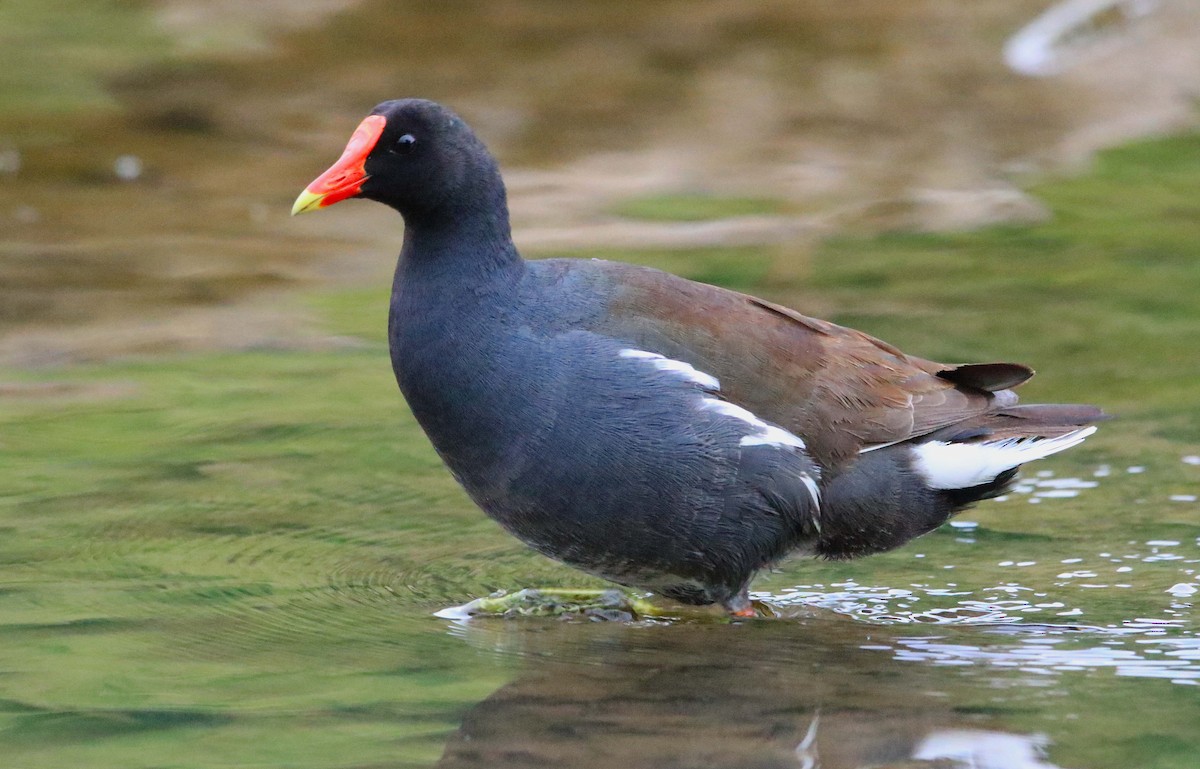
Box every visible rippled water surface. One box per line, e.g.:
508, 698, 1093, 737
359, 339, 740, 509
3, 2, 1200, 768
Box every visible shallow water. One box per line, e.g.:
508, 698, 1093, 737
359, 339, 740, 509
2, 2, 1200, 768
3, 317, 1197, 769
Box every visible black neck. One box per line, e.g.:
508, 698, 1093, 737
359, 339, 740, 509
397, 170, 521, 286
387, 179, 526, 486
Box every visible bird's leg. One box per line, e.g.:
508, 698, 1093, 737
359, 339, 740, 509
723, 587, 759, 618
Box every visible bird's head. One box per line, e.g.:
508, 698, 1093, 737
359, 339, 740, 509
292, 98, 500, 223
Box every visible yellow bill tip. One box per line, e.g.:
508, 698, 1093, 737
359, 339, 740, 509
291, 188, 326, 216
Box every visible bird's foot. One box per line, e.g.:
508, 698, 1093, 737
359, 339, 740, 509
435, 588, 742, 622
722, 590, 776, 619
435, 588, 663, 621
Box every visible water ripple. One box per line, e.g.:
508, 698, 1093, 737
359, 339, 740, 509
758, 574, 1199, 687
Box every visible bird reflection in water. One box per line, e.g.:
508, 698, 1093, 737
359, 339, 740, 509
435, 617, 1071, 769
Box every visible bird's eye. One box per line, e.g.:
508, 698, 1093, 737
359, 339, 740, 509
393, 134, 417, 155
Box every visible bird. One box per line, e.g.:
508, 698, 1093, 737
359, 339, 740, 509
292, 99, 1104, 617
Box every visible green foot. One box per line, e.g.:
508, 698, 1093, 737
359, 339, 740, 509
435, 588, 734, 621
436, 587, 772, 619
435, 588, 657, 620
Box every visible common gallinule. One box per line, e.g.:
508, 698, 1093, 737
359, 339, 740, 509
293, 99, 1103, 616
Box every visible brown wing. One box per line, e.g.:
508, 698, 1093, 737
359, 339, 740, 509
586, 260, 1034, 467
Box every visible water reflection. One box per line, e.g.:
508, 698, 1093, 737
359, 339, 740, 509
436, 609, 1198, 768
912, 731, 1066, 769
436, 619, 1083, 769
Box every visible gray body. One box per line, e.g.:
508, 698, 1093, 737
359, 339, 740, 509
389, 246, 820, 606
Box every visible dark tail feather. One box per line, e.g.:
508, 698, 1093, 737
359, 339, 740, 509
924, 403, 1109, 443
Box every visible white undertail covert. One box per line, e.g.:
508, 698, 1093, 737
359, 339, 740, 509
912, 427, 1098, 490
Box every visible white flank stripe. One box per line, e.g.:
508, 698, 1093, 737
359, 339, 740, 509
913, 426, 1098, 490
801, 475, 822, 512
619, 348, 720, 390
618, 349, 661, 360
740, 429, 806, 449
699, 399, 820, 508
699, 398, 808, 451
